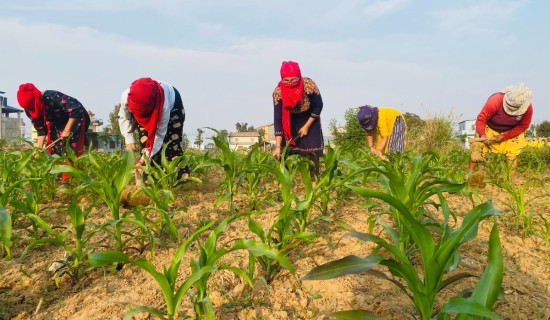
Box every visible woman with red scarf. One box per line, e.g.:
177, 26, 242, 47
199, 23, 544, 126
273, 61, 324, 179
119, 78, 187, 174
17, 83, 90, 156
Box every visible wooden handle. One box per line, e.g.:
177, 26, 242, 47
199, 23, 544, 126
43, 137, 63, 150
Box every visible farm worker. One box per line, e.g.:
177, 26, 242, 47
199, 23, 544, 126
467, 83, 533, 178
119, 78, 188, 175
272, 61, 324, 180
17, 83, 90, 180
357, 105, 406, 158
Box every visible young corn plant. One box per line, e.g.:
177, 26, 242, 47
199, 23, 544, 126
301, 184, 503, 320
248, 150, 316, 283
438, 222, 503, 320
495, 177, 550, 236
240, 145, 274, 211
368, 152, 466, 252
18, 186, 108, 286
90, 212, 293, 320
207, 128, 245, 213
51, 150, 143, 253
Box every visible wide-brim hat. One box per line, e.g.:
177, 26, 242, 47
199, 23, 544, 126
502, 83, 532, 116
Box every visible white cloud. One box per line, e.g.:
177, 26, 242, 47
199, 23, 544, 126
433, 0, 526, 36
1, 16, 547, 141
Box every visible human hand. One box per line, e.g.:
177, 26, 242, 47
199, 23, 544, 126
374, 149, 384, 158
126, 143, 136, 151
494, 135, 505, 143
272, 147, 281, 160
370, 146, 377, 154
298, 125, 309, 138
61, 129, 71, 139
134, 158, 145, 174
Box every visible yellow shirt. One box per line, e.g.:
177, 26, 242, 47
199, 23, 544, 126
376, 108, 405, 152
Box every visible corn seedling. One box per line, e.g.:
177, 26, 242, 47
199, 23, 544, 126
438, 222, 503, 320
535, 214, 550, 248
302, 183, 502, 320
51, 150, 147, 254
495, 177, 550, 236
369, 152, 466, 252
18, 186, 105, 286
90, 212, 293, 320
248, 151, 315, 283
240, 145, 274, 211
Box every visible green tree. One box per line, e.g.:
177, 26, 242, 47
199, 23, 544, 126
525, 124, 535, 137
537, 121, 550, 137
329, 107, 366, 149
258, 128, 265, 144
235, 123, 256, 132
182, 133, 190, 150
105, 104, 121, 134
195, 129, 204, 149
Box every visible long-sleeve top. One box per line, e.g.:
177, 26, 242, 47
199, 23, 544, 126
119, 81, 177, 159
27, 90, 87, 136
476, 92, 533, 140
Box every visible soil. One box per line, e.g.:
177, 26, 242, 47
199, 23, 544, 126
1, 171, 550, 320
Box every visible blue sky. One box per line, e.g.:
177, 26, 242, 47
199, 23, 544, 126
1, 0, 548, 141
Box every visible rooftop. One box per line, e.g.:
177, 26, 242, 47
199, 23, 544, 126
229, 131, 260, 137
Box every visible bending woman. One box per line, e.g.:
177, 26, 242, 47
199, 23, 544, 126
272, 61, 324, 179
17, 83, 90, 156
119, 77, 187, 173
357, 105, 406, 158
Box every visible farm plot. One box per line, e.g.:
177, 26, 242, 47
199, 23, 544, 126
1, 144, 550, 320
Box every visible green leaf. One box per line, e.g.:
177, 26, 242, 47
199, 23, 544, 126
329, 310, 384, 320
462, 221, 503, 319
439, 297, 501, 320
300, 254, 383, 281
123, 306, 167, 320
0, 205, 11, 259
89, 251, 132, 266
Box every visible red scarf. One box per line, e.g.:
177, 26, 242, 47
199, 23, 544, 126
278, 61, 303, 145
127, 78, 164, 153
17, 83, 45, 121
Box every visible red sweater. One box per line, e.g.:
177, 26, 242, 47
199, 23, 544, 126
476, 92, 533, 140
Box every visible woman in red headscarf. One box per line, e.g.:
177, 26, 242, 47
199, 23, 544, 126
119, 78, 188, 177
272, 61, 324, 179
17, 83, 90, 157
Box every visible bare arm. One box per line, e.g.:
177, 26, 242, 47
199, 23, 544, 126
377, 136, 389, 154
298, 117, 316, 138
61, 118, 77, 139
36, 135, 46, 148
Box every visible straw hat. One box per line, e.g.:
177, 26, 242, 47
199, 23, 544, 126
501, 83, 532, 116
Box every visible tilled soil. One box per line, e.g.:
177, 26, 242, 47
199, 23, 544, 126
1, 173, 550, 320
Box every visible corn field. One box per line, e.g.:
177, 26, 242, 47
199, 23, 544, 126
1, 139, 550, 320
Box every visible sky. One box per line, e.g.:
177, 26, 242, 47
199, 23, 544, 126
1, 0, 548, 142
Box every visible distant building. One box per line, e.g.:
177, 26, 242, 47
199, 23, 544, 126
258, 123, 276, 148
0, 92, 26, 144
456, 120, 476, 148
229, 131, 259, 150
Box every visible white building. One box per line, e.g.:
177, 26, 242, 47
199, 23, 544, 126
229, 131, 259, 150
456, 120, 476, 148
0, 92, 26, 144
